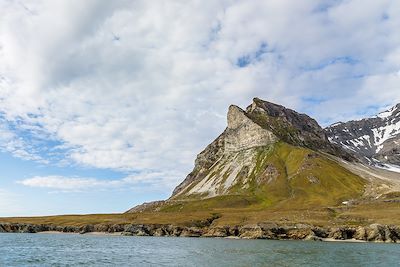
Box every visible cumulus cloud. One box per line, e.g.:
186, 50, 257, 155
1, 0, 400, 190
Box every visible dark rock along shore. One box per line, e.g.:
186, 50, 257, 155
1, 223, 399, 243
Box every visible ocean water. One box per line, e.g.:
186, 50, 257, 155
0, 233, 398, 267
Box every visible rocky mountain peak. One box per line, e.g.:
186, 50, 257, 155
248, 98, 325, 139
225, 104, 277, 153
244, 98, 353, 160
228, 98, 351, 157
227, 105, 247, 129
376, 103, 400, 119
248, 97, 295, 117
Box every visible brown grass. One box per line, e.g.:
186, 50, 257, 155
1, 200, 399, 228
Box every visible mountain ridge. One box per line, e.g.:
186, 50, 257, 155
326, 102, 400, 171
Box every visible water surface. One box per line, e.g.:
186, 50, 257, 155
0, 233, 398, 266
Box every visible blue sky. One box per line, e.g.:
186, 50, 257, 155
1, 0, 400, 216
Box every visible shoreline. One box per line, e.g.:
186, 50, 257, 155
34, 232, 369, 243
12, 231, 383, 244
1, 222, 399, 243
321, 238, 367, 243
37, 231, 123, 236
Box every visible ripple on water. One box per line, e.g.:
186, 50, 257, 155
0, 234, 399, 267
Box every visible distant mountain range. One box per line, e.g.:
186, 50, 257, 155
326, 104, 400, 172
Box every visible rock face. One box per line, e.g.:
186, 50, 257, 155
246, 98, 353, 160
172, 102, 278, 197
171, 98, 357, 199
225, 105, 278, 152
326, 103, 400, 169
1, 223, 399, 242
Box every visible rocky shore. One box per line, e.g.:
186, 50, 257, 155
1, 223, 399, 243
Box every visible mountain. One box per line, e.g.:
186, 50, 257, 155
325, 103, 400, 171
123, 98, 400, 214
123, 98, 400, 236
125, 98, 400, 213
170, 98, 363, 208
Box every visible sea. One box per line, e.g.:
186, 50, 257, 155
0, 233, 398, 266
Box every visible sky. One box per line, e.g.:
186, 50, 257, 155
0, 0, 400, 216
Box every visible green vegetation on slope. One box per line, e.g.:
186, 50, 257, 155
168, 142, 365, 212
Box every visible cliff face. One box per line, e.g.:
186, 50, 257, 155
1, 222, 400, 243
172, 102, 278, 197
225, 105, 278, 153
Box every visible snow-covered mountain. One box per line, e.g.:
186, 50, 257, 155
325, 103, 400, 171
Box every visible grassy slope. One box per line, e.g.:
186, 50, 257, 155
166, 142, 366, 211
1, 202, 400, 228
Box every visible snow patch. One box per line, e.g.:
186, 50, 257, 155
371, 119, 400, 152
329, 122, 343, 127
340, 142, 357, 152
375, 163, 400, 173
376, 105, 398, 119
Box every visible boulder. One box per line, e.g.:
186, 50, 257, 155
239, 224, 265, 239
304, 234, 322, 241
79, 224, 94, 234
354, 226, 367, 241
203, 227, 229, 237
180, 227, 203, 237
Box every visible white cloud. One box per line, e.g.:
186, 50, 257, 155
18, 171, 180, 192
18, 176, 120, 190
1, 0, 400, 188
